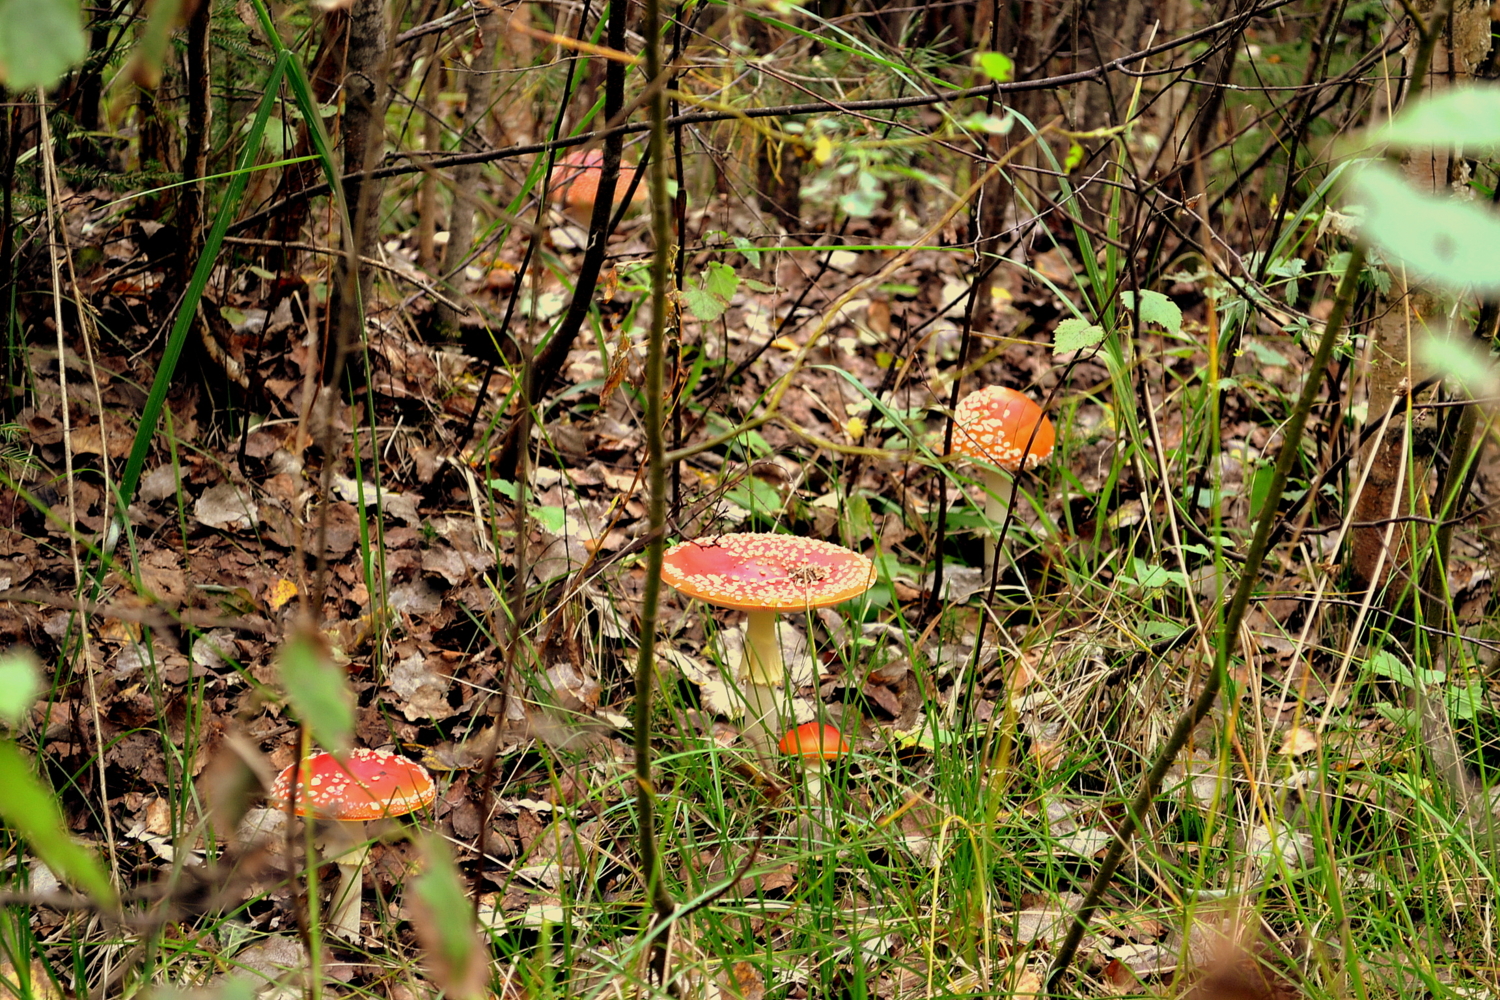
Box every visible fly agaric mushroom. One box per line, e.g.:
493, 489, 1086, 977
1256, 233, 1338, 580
778, 721, 851, 805
660, 533, 874, 756
549, 148, 647, 225
948, 385, 1055, 578
270, 748, 436, 941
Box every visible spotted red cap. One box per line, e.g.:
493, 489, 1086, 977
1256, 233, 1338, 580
778, 722, 850, 761
949, 386, 1055, 471
269, 748, 436, 821
660, 533, 874, 613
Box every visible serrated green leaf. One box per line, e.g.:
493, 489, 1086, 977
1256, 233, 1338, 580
1349, 164, 1500, 294
1053, 317, 1104, 355
1370, 87, 1500, 152
976, 51, 1013, 82
0, 742, 115, 904
0, 650, 41, 728
702, 261, 739, 301
683, 262, 740, 322
0, 0, 86, 90
277, 630, 353, 754
1119, 289, 1183, 334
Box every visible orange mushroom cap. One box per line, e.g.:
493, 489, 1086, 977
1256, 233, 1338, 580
949, 386, 1055, 472
659, 533, 874, 614
549, 149, 646, 220
269, 748, 436, 822
778, 722, 851, 761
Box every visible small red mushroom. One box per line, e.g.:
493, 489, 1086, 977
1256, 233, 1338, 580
548, 148, 647, 224
948, 386, 1055, 577
660, 533, 873, 755
778, 721, 851, 804
270, 748, 436, 941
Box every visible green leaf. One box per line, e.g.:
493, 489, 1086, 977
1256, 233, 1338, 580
1119, 289, 1183, 334
0, 0, 86, 90
410, 836, 487, 1000
839, 170, 884, 217
1348, 164, 1500, 294
1365, 648, 1444, 689
1418, 333, 1500, 398
959, 112, 1015, 135
1370, 87, 1500, 152
0, 649, 41, 728
0, 742, 115, 904
1052, 317, 1104, 355
731, 235, 761, 268
531, 505, 566, 534
276, 629, 354, 754
976, 51, 1014, 82
1063, 142, 1084, 172
682, 262, 740, 322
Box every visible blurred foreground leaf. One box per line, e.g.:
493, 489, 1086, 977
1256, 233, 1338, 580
1349, 165, 1500, 294
0, 743, 115, 905
276, 629, 353, 754
0, 0, 85, 90
410, 835, 488, 1000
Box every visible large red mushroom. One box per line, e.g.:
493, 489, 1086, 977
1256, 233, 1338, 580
270, 748, 436, 941
660, 533, 873, 755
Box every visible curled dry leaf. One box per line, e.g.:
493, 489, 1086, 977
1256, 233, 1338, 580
194, 483, 258, 531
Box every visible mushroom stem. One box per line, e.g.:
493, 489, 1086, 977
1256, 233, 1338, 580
740, 681, 782, 761
803, 759, 827, 804
981, 467, 1014, 579
738, 610, 787, 759
741, 609, 784, 686
326, 838, 371, 941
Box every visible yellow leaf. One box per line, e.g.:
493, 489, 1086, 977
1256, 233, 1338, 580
268, 578, 298, 611
812, 134, 833, 165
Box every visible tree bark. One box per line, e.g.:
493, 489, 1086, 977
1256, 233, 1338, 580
433, 18, 500, 338
177, 0, 211, 289
1350, 0, 1492, 594
327, 0, 391, 388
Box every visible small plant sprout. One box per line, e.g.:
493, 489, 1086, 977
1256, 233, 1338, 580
948, 386, 1056, 578
778, 721, 851, 805
548, 148, 647, 224
271, 748, 437, 941
659, 533, 874, 757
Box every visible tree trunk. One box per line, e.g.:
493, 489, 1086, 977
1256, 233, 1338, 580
433, 19, 500, 338
326, 0, 391, 388
1350, 0, 1492, 595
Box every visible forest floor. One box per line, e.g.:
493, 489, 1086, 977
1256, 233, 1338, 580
7, 122, 1500, 1000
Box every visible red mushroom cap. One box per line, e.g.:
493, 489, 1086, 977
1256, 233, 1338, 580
659, 533, 874, 614
549, 148, 645, 220
269, 748, 436, 822
778, 722, 851, 761
949, 386, 1055, 472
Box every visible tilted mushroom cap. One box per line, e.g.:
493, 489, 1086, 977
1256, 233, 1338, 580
269, 748, 436, 822
549, 148, 644, 217
949, 386, 1055, 472
778, 722, 851, 761
659, 533, 874, 613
